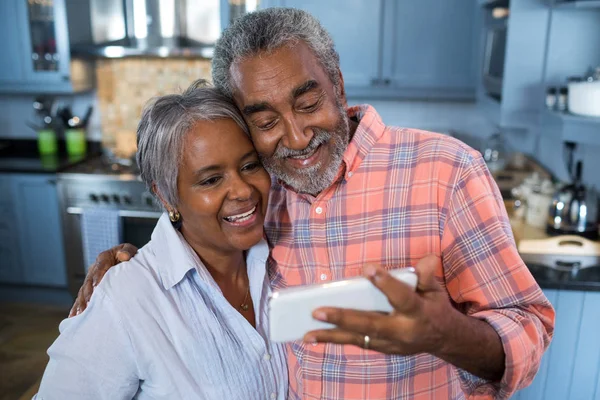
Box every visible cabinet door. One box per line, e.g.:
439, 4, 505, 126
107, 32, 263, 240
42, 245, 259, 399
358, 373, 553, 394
0, 0, 74, 93
12, 174, 67, 287
0, 175, 22, 284
275, 0, 383, 90
513, 289, 600, 400
383, 0, 477, 99
0, 0, 26, 84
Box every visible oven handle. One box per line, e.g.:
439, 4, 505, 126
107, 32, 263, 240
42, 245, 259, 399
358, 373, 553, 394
66, 207, 163, 220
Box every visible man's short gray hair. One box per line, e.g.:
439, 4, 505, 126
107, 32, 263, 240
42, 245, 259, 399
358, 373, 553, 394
136, 80, 248, 208
212, 7, 340, 98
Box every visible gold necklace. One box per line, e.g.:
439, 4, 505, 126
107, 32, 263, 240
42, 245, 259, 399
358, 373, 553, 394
238, 259, 250, 312
240, 284, 250, 311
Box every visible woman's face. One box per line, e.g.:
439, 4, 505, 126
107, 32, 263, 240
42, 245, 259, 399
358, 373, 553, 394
174, 118, 271, 254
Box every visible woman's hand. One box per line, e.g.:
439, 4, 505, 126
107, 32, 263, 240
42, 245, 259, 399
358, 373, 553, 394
69, 244, 139, 317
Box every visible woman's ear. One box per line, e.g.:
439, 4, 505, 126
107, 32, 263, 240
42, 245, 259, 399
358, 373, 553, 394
152, 183, 174, 211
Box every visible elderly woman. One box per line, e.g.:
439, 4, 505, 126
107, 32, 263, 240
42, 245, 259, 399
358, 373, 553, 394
34, 82, 288, 399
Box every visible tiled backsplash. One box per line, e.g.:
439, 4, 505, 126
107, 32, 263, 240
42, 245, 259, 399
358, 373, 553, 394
96, 58, 212, 156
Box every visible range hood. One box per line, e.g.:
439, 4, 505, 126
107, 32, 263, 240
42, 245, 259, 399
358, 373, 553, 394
70, 0, 252, 59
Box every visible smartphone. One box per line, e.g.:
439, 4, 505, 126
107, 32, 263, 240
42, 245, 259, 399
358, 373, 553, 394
268, 267, 418, 342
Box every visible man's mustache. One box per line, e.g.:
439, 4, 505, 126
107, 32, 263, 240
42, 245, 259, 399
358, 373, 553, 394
273, 130, 331, 159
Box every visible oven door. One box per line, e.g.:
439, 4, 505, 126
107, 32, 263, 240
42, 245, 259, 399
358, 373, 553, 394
63, 207, 161, 298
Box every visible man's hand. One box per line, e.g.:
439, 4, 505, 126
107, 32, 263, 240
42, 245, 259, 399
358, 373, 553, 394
303, 255, 452, 356
69, 244, 139, 317
303, 255, 506, 382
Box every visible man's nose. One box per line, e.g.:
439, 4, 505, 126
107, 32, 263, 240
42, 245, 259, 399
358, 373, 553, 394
281, 115, 313, 151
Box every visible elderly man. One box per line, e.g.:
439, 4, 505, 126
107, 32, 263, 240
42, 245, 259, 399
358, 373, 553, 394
75, 8, 554, 400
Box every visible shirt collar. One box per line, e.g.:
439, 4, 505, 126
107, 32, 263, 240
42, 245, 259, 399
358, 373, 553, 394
150, 213, 269, 291
342, 104, 387, 178
275, 104, 387, 195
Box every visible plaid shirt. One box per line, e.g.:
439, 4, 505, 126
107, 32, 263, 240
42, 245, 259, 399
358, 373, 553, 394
264, 105, 554, 400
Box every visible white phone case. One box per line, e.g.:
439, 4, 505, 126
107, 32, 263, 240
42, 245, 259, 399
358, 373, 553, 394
268, 268, 418, 342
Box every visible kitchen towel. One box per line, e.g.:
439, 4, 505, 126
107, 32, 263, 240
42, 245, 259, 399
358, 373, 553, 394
81, 208, 122, 271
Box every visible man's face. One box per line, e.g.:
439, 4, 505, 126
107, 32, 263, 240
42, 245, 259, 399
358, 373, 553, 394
229, 41, 350, 195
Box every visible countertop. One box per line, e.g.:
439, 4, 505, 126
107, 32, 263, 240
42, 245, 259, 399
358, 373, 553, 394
0, 139, 102, 174
511, 217, 600, 292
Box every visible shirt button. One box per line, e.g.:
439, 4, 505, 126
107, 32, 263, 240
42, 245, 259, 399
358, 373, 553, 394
263, 353, 271, 361
348, 171, 354, 177
315, 206, 323, 214
320, 273, 328, 281
270, 393, 277, 399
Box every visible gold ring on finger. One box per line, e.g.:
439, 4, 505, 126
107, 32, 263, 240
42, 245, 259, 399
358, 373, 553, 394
363, 335, 370, 350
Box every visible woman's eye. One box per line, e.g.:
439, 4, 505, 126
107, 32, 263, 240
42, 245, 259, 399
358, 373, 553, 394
242, 162, 261, 172
199, 176, 221, 186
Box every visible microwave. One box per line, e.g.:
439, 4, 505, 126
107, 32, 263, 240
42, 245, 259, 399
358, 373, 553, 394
482, 15, 508, 100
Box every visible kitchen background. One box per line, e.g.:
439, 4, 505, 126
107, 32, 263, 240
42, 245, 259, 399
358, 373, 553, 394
0, 0, 599, 399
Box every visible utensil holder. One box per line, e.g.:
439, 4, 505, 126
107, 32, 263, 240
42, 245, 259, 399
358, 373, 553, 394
65, 128, 87, 156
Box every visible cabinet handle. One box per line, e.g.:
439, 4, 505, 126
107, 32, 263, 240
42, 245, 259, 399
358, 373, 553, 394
383, 78, 391, 86
47, 179, 57, 185
371, 78, 382, 86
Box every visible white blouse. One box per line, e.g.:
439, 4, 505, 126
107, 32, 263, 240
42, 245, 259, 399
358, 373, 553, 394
35, 213, 288, 400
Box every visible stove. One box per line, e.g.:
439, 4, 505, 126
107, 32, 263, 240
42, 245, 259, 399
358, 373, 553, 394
57, 156, 162, 298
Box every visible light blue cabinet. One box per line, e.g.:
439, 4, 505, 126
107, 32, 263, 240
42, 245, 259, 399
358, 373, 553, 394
381, 0, 477, 99
514, 289, 600, 400
0, 0, 93, 94
260, 0, 477, 100
0, 1, 26, 86
10, 174, 67, 287
0, 175, 22, 284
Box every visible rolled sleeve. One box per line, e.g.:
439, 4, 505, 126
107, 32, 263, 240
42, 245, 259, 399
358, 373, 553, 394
441, 152, 555, 399
35, 287, 140, 400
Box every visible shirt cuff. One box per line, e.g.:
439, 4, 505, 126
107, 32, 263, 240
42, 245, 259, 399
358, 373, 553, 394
457, 308, 548, 399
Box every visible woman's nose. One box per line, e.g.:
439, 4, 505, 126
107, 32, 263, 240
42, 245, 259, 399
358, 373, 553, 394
228, 174, 254, 201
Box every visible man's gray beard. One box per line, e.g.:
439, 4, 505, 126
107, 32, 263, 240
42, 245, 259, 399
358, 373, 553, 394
259, 106, 350, 196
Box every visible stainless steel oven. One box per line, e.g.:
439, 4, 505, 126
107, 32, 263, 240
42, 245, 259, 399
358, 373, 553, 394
57, 158, 161, 298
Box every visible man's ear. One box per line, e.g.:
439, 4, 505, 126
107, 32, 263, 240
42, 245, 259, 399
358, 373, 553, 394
336, 68, 348, 109
152, 183, 174, 211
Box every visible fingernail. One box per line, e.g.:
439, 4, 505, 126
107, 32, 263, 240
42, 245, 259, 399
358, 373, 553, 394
313, 311, 327, 321
364, 264, 377, 278
304, 336, 317, 346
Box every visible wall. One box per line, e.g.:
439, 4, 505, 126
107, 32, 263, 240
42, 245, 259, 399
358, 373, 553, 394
95, 59, 212, 155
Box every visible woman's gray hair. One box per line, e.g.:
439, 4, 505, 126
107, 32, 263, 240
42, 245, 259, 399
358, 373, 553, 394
136, 79, 248, 208
212, 7, 340, 98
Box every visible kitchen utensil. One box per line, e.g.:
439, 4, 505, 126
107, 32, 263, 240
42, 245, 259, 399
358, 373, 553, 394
37, 129, 58, 155
519, 235, 600, 271
65, 129, 87, 156
547, 161, 599, 240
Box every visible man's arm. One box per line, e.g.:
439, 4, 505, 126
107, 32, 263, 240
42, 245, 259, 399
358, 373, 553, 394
305, 153, 555, 398
69, 243, 138, 317
304, 257, 506, 381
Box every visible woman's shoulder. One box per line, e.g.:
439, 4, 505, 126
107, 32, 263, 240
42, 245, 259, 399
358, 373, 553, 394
97, 243, 163, 304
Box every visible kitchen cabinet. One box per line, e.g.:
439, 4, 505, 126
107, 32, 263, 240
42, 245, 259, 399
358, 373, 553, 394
260, 0, 477, 100
0, 0, 93, 94
0, 175, 22, 284
10, 174, 67, 287
513, 289, 600, 400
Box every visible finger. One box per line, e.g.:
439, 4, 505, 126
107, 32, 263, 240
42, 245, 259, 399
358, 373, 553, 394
363, 264, 422, 314
304, 328, 395, 352
413, 255, 442, 292
82, 278, 94, 304
303, 328, 365, 348
313, 307, 389, 337
117, 243, 138, 261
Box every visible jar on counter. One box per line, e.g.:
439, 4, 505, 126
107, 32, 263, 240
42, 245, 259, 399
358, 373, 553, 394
545, 87, 557, 110
557, 87, 569, 112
